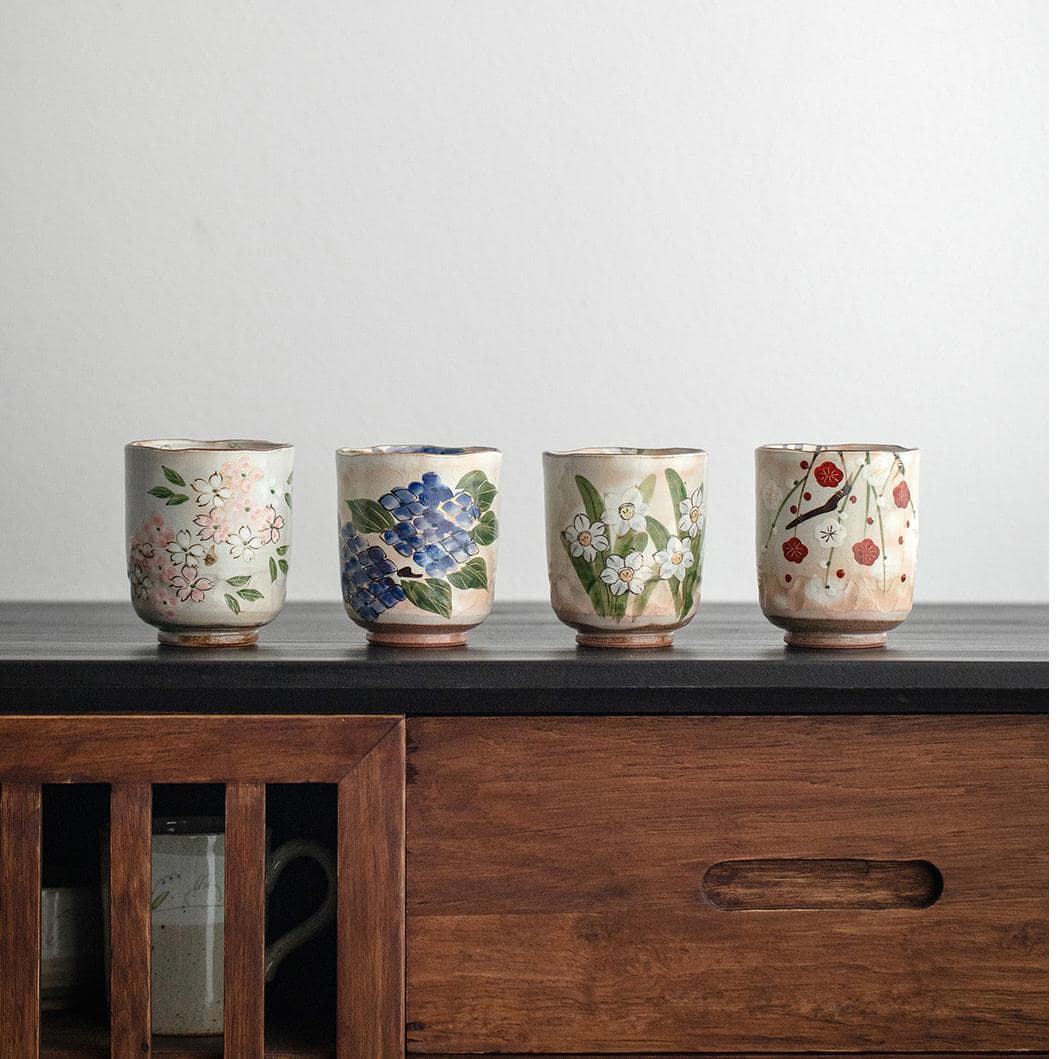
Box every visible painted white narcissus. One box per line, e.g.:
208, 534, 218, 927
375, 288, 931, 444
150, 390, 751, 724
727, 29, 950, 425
678, 486, 704, 538
564, 513, 608, 563
602, 487, 648, 536
600, 552, 647, 596
656, 536, 694, 581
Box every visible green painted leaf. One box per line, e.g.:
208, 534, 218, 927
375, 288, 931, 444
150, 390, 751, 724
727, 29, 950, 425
151, 890, 170, 911
447, 556, 488, 591
455, 469, 498, 513
284, 492, 293, 509
287, 471, 294, 485
278, 558, 288, 574
637, 473, 656, 504
346, 498, 394, 534
162, 466, 185, 486
148, 486, 173, 499
269, 556, 278, 583
616, 531, 648, 559
276, 545, 288, 556
470, 510, 498, 546
237, 588, 264, 602
574, 475, 605, 523
165, 494, 189, 506
644, 515, 672, 554
665, 468, 688, 526
567, 546, 611, 619
629, 576, 660, 618
224, 593, 240, 615
401, 577, 452, 619
226, 575, 252, 586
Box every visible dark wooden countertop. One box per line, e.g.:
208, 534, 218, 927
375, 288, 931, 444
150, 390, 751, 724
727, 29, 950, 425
0, 601, 1046, 715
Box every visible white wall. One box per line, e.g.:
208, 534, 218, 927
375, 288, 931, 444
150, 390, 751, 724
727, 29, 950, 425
0, 0, 1046, 604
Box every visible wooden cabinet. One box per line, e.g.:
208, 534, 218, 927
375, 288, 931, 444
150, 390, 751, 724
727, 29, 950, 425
406, 716, 1047, 1054
0, 602, 1048, 1057
0, 716, 404, 1059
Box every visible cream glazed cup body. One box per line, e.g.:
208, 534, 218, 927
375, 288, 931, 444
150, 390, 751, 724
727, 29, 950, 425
125, 439, 294, 647
543, 448, 707, 648
756, 443, 920, 648
336, 445, 501, 647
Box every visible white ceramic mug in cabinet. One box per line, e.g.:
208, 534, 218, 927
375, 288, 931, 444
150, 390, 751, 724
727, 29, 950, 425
103, 816, 336, 1036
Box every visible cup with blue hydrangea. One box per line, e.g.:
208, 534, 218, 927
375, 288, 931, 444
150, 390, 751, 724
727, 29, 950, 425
336, 445, 501, 646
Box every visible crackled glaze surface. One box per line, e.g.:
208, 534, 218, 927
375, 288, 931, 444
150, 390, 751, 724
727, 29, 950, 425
756, 444, 919, 646
544, 448, 707, 647
125, 440, 293, 644
336, 446, 501, 645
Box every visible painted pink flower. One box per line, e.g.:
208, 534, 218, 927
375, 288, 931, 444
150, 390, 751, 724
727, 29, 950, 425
892, 481, 911, 509
814, 461, 844, 488
193, 510, 231, 544
169, 566, 213, 603
259, 505, 285, 544
782, 536, 809, 564
852, 538, 880, 566
142, 516, 175, 548
222, 455, 264, 496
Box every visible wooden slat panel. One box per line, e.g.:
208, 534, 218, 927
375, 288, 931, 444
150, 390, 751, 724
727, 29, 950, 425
110, 783, 152, 1059
224, 782, 266, 1058
337, 721, 405, 1059
0, 782, 42, 1059
406, 715, 1048, 1054
0, 715, 399, 783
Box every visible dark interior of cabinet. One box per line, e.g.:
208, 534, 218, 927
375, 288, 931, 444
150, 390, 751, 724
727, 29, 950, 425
39, 783, 337, 1057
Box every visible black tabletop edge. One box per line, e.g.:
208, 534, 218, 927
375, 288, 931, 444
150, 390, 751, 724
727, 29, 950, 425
0, 601, 1047, 716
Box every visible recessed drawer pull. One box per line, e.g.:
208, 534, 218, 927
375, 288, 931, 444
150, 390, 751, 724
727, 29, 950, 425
702, 858, 943, 910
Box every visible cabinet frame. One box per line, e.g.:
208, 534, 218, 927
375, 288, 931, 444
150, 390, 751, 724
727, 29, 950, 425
0, 714, 405, 1059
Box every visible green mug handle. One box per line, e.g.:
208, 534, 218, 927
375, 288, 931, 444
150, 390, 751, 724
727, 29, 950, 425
263, 838, 337, 983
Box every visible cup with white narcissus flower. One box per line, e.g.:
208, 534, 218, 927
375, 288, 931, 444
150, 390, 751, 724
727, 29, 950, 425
125, 439, 294, 646
756, 443, 920, 648
543, 448, 707, 648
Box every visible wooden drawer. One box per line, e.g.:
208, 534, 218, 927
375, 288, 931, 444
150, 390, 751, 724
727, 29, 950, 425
406, 716, 1046, 1054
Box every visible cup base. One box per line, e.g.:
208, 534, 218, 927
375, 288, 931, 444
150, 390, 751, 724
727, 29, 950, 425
158, 629, 259, 648
366, 628, 468, 648
784, 630, 888, 649
576, 630, 674, 649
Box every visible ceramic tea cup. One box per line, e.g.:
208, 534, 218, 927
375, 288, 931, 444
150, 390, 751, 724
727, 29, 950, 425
125, 439, 294, 646
756, 443, 920, 648
336, 445, 501, 647
543, 448, 707, 647
102, 816, 336, 1036
41, 887, 102, 1011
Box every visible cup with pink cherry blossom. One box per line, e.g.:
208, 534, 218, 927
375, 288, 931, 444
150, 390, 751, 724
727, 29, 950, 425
125, 439, 294, 646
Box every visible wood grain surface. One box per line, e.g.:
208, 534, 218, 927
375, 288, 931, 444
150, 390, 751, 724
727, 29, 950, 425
702, 858, 943, 910
0, 782, 42, 1059
406, 715, 1047, 1054
0, 714, 398, 782
224, 782, 267, 1057
109, 783, 153, 1058
338, 721, 405, 1059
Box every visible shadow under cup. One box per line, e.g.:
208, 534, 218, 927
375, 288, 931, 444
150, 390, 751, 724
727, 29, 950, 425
755, 444, 920, 648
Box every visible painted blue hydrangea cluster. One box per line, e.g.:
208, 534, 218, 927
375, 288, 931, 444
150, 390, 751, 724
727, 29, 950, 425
378, 472, 480, 577
340, 524, 406, 622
